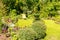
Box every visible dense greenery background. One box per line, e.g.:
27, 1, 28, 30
0, 0, 60, 18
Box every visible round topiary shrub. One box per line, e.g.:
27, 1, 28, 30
31, 20, 46, 40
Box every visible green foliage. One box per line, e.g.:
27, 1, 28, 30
54, 15, 60, 24
34, 13, 40, 20
2, 0, 40, 16
16, 20, 46, 40
9, 20, 46, 40
18, 28, 37, 40
31, 20, 46, 39
9, 9, 17, 20
0, 0, 6, 32
2, 0, 60, 19
2, 0, 16, 9
0, 0, 7, 17
15, 19, 34, 28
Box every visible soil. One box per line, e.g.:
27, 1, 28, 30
0, 33, 11, 40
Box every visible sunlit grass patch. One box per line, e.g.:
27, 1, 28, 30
44, 20, 60, 40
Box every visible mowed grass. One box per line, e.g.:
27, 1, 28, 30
44, 20, 60, 40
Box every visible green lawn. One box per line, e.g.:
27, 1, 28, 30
44, 20, 60, 40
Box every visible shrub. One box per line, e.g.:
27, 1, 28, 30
18, 28, 37, 40
31, 20, 46, 40
17, 20, 46, 40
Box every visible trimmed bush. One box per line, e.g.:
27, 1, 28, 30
31, 20, 46, 40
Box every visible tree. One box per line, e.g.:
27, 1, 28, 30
2, 0, 60, 18
0, 0, 7, 17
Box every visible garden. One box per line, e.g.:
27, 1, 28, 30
0, 0, 60, 40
